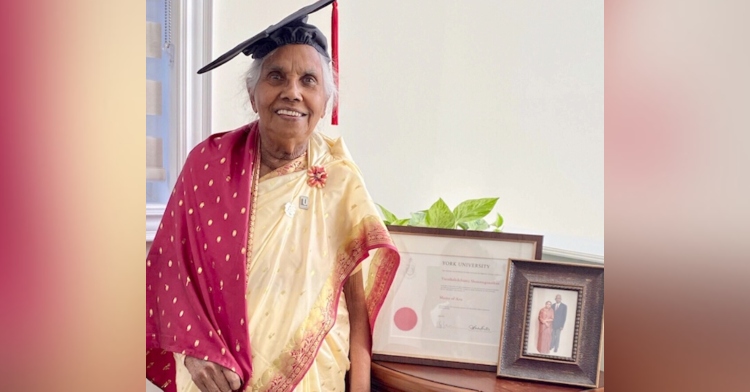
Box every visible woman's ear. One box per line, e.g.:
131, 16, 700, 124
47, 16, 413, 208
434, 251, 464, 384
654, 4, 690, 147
249, 90, 257, 113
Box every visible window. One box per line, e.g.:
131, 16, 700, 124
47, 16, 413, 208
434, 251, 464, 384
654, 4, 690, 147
146, 0, 212, 241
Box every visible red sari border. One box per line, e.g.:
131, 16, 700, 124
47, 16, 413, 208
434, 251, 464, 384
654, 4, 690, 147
262, 215, 400, 391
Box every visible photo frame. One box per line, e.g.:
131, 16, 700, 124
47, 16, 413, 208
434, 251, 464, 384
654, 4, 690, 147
497, 258, 604, 388
372, 226, 543, 371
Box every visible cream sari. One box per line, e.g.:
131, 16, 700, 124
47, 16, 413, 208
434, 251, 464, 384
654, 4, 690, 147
175, 132, 399, 392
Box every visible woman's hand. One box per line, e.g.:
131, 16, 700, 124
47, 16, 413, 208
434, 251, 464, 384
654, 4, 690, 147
184, 356, 242, 392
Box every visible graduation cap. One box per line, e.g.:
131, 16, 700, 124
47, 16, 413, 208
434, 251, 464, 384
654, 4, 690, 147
198, 0, 337, 73
198, 0, 340, 124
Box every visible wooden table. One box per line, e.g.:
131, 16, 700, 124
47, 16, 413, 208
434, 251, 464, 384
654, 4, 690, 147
371, 361, 604, 392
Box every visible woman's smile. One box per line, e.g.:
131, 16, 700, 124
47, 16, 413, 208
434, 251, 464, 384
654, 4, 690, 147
275, 108, 307, 119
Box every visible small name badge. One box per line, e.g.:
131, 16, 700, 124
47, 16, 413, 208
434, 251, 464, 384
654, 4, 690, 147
299, 196, 309, 210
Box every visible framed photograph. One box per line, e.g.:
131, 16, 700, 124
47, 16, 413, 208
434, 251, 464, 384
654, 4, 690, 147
372, 226, 543, 371
497, 258, 604, 388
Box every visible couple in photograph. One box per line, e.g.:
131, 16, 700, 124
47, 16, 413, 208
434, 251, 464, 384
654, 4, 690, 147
537, 294, 567, 354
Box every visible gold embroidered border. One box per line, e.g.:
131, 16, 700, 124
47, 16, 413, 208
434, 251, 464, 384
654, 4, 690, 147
364, 246, 400, 327
259, 152, 308, 182
252, 215, 395, 391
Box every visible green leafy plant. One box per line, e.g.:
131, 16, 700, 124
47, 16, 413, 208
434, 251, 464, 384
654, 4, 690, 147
378, 197, 504, 232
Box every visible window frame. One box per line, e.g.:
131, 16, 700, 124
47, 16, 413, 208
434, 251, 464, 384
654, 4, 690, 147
147, 0, 213, 242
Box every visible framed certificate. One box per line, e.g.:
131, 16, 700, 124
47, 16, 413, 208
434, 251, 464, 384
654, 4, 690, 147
372, 226, 543, 371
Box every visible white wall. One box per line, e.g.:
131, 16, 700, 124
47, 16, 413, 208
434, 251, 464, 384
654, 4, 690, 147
210, 0, 603, 258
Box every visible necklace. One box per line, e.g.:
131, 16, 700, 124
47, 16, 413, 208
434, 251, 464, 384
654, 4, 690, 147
245, 139, 262, 283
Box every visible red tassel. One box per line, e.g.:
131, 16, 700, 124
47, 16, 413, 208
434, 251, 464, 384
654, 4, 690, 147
331, 0, 339, 125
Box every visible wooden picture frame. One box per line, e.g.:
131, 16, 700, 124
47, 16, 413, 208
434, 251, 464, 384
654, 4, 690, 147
372, 226, 543, 371
497, 258, 604, 388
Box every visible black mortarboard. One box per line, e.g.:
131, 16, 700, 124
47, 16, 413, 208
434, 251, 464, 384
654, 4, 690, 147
197, 0, 335, 74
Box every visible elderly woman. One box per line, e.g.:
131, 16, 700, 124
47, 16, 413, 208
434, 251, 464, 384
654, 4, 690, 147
145, 1, 400, 391
536, 301, 555, 354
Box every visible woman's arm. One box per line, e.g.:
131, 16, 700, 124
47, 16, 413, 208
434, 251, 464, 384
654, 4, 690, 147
344, 269, 371, 392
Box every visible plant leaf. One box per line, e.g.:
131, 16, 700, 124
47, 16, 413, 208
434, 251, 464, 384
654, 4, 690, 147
425, 198, 456, 229
408, 210, 427, 227
465, 219, 490, 231
377, 204, 399, 224
458, 222, 469, 230
393, 218, 410, 226
452, 197, 499, 224
492, 212, 504, 228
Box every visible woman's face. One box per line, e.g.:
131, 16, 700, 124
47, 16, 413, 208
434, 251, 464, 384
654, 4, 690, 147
545, 301, 552, 308
250, 44, 328, 148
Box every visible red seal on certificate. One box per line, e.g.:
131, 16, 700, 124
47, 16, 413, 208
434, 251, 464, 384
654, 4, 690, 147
393, 307, 418, 331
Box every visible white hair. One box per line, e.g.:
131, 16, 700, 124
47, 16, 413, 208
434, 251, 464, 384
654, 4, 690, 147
244, 48, 338, 114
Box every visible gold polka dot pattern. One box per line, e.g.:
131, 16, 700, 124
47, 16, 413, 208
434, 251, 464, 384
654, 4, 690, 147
146, 123, 260, 387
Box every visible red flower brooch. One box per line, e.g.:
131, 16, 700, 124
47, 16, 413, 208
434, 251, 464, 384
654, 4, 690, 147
307, 165, 327, 188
